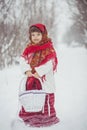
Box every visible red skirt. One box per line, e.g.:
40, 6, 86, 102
19, 77, 60, 127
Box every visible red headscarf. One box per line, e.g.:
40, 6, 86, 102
22, 23, 58, 74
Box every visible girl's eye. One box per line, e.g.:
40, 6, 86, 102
31, 33, 41, 36
31, 34, 35, 36
37, 33, 40, 35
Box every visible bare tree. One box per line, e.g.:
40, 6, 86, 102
64, 0, 87, 47
0, 0, 57, 69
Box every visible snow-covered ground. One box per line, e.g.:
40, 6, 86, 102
0, 45, 87, 130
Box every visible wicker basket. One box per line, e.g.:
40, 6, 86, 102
19, 77, 46, 112
19, 90, 46, 112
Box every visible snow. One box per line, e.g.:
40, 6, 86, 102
0, 45, 87, 130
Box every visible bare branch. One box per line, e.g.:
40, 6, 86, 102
83, 0, 87, 5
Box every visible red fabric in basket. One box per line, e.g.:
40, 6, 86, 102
26, 76, 42, 90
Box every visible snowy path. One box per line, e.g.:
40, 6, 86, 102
0, 45, 87, 130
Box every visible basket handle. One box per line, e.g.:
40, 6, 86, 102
19, 76, 27, 94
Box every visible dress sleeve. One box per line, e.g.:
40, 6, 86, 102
20, 57, 32, 74
35, 60, 53, 77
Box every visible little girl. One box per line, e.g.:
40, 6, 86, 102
19, 23, 60, 127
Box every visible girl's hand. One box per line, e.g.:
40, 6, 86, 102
33, 72, 40, 79
25, 70, 32, 77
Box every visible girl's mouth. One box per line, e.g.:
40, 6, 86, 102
34, 39, 38, 41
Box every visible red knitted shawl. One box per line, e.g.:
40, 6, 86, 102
22, 40, 58, 73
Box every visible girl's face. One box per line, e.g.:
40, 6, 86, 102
31, 32, 42, 44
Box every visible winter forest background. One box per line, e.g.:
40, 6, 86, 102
0, 0, 87, 69
0, 0, 87, 130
